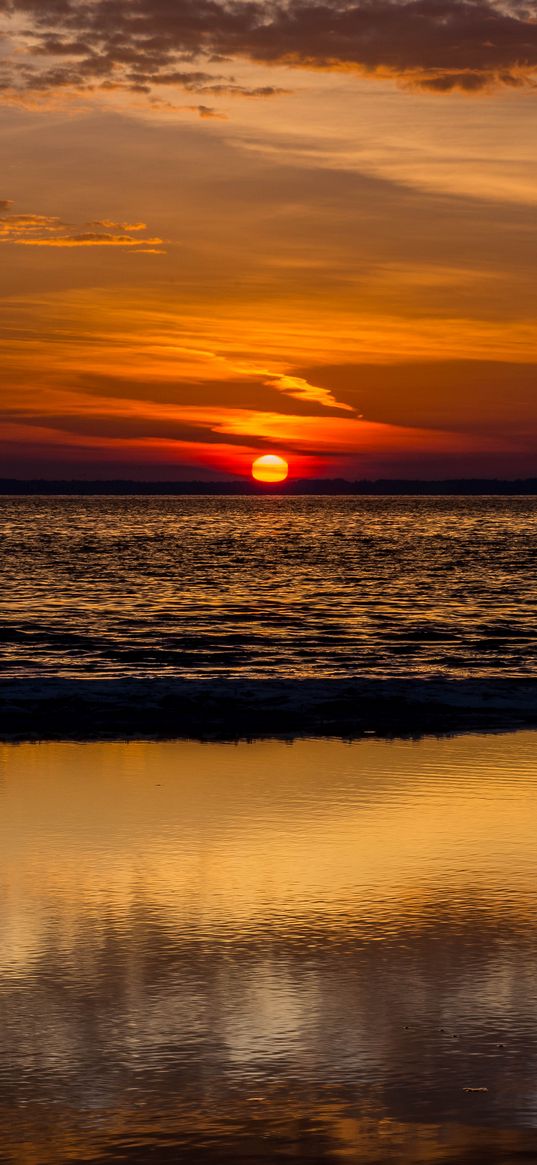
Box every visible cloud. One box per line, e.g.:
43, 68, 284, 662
0, 213, 65, 235
270, 372, 354, 413
78, 370, 355, 417
0, 201, 166, 250
293, 359, 537, 437
1, 406, 292, 450
1, 0, 536, 98
197, 84, 290, 97
188, 104, 227, 120
87, 219, 147, 230
16, 232, 165, 247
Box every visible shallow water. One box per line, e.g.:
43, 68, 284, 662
2, 495, 537, 679
2, 732, 537, 1162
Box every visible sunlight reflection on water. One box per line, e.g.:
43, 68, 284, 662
2, 495, 537, 679
2, 732, 537, 1162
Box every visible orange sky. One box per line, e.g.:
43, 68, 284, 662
1, 0, 536, 479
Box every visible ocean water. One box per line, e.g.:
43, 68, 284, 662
1, 495, 537, 680
2, 731, 537, 1164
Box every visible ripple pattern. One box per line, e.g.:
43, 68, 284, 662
1, 495, 536, 678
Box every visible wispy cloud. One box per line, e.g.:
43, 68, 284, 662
0, 213, 65, 236
0, 203, 166, 250
87, 220, 148, 231
188, 104, 227, 120
16, 233, 165, 248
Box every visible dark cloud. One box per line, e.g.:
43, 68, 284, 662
1, 366, 354, 463
2, 0, 536, 96
188, 103, 227, 119
72, 371, 353, 418
293, 360, 537, 437
2, 408, 271, 446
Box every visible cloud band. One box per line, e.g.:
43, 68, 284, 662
1, 0, 536, 97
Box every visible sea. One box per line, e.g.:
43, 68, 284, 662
2, 495, 537, 1164
1, 494, 537, 680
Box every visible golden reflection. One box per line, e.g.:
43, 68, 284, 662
1, 734, 537, 964
3, 735, 537, 1161
3, 1099, 537, 1165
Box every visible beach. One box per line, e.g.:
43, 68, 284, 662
2, 494, 537, 1163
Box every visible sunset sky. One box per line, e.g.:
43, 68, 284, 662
1, 0, 536, 480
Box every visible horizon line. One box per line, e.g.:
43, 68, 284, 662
2, 476, 537, 496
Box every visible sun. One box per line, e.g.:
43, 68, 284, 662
251, 454, 289, 484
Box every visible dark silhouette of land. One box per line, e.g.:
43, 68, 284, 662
2, 478, 537, 495
2, 677, 537, 742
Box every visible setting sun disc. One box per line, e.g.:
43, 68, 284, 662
251, 455, 289, 484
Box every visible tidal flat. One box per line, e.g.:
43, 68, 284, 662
2, 732, 537, 1163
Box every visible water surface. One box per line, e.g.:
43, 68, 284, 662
2, 732, 537, 1162
2, 495, 537, 679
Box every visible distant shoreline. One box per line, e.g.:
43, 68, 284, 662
2, 479, 537, 496
2, 678, 537, 743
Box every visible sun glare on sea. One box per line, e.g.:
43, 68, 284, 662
251, 455, 289, 483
